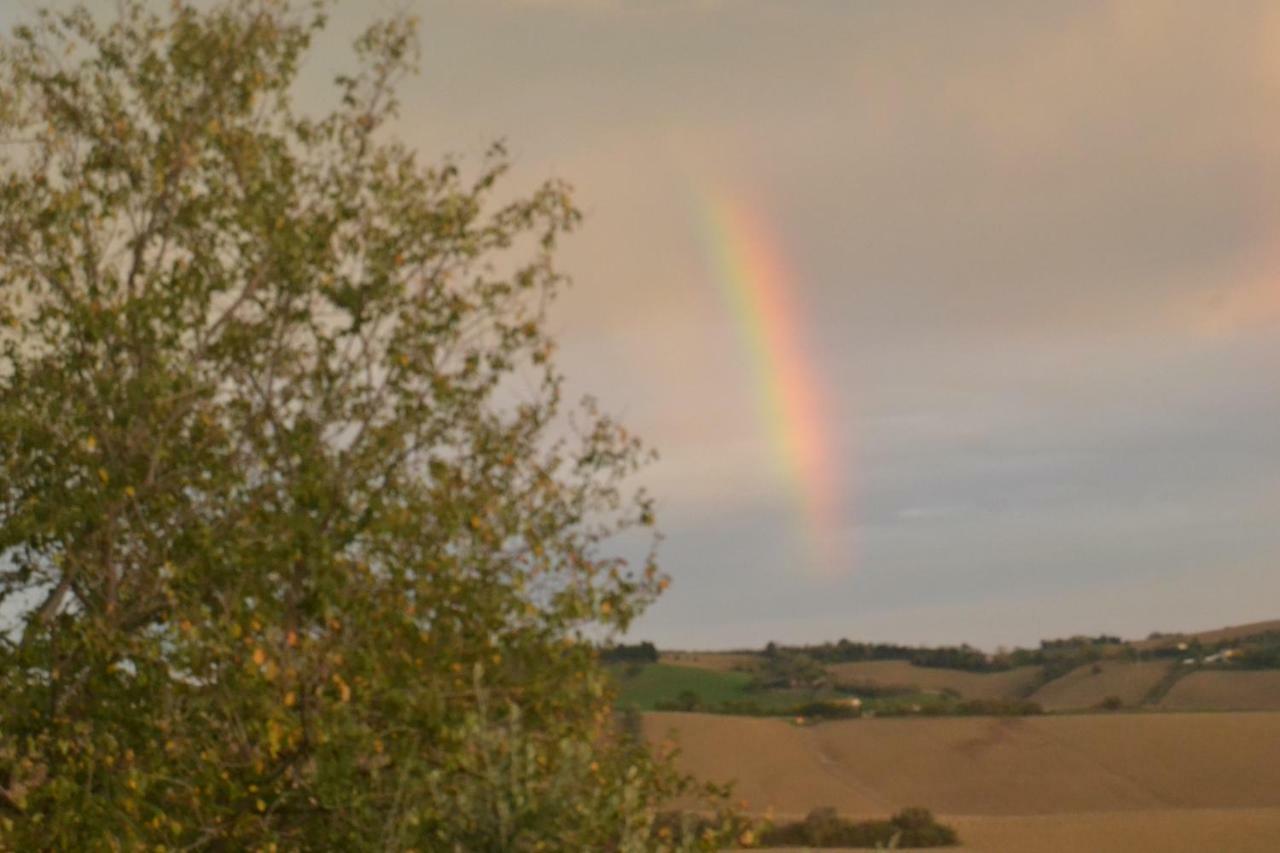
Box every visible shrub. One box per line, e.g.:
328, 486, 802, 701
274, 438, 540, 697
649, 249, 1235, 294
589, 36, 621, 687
759, 806, 959, 848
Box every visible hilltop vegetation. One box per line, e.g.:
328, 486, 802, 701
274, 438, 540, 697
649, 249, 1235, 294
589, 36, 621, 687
609, 618, 1280, 718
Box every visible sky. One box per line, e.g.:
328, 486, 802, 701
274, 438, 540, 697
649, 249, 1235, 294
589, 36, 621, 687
8, 1, 1280, 650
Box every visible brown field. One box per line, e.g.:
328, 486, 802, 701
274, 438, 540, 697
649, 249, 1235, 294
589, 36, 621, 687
659, 651, 760, 673
647, 711, 1280, 851
1028, 659, 1173, 711
825, 660, 1042, 700
1132, 618, 1280, 651
945, 809, 1280, 853
1159, 669, 1280, 711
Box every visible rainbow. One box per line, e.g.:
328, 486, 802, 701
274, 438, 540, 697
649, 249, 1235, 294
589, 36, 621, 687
698, 191, 846, 576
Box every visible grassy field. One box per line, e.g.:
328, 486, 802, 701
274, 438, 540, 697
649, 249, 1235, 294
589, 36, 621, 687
610, 663, 840, 712
611, 663, 755, 710
1158, 669, 1280, 711
651, 710, 1280, 850
826, 660, 1043, 701
1028, 659, 1174, 711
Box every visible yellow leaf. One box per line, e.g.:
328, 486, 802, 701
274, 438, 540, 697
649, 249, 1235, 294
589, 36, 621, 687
124, 486, 136, 498
284, 691, 296, 708
97, 467, 109, 485
256, 798, 266, 813
84, 435, 97, 452
252, 647, 266, 666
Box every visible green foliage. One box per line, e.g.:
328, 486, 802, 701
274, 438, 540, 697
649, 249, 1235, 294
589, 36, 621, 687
780, 639, 1006, 672
751, 651, 828, 690
0, 1, 736, 848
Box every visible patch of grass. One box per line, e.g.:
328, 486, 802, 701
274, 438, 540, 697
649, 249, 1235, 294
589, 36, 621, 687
609, 663, 755, 711
610, 663, 850, 712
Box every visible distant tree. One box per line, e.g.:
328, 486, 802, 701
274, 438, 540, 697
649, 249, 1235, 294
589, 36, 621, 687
601, 640, 660, 664
753, 651, 827, 690
0, 1, 735, 848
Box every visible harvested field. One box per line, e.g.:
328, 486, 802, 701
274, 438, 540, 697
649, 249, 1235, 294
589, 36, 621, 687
644, 711, 1280, 817
825, 660, 1042, 700
1029, 659, 1173, 711
1159, 669, 1280, 711
659, 652, 759, 673
947, 809, 1280, 852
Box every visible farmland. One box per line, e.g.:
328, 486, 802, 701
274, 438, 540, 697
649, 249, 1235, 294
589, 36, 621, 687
613, 663, 761, 711
1158, 669, 1280, 711
622, 621, 1280, 849
1027, 659, 1174, 711
623, 617, 1280, 716
650, 711, 1280, 851
610, 662, 865, 713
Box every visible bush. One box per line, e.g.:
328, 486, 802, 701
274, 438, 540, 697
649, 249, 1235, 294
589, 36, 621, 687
759, 806, 959, 848
655, 690, 703, 712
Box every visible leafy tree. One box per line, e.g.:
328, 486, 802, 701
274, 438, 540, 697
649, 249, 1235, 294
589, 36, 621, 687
0, 2, 734, 848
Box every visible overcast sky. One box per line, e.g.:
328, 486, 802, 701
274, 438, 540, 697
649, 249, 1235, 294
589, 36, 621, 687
9, 1, 1280, 649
